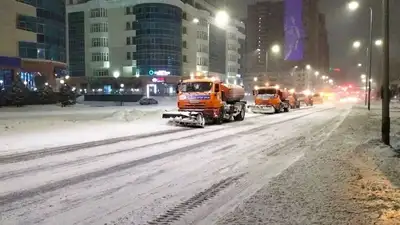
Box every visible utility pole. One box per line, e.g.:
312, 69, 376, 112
367, 7, 373, 110
381, 0, 390, 145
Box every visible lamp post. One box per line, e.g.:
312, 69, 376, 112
348, 1, 373, 110
382, 0, 390, 145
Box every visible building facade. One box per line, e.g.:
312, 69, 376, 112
66, 0, 245, 94
244, 0, 329, 91
0, 0, 67, 89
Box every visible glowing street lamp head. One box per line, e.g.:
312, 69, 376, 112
271, 44, 280, 54
215, 10, 229, 28
60, 79, 65, 84
305, 64, 311, 70
192, 18, 199, 24
253, 77, 258, 82
353, 41, 361, 49
113, 71, 120, 79
348, 1, 359, 11
361, 74, 366, 79
375, 39, 383, 46
358, 63, 362, 67
314, 71, 320, 76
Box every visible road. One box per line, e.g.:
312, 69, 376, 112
0, 105, 350, 225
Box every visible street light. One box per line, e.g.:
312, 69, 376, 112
375, 39, 383, 46
271, 44, 280, 54
253, 77, 258, 82
358, 63, 362, 67
192, 18, 199, 24
352, 40, 361, 49
113, 71, 120, 79
361, 74, 366, 79
314, 71, 319, 76
215, 10, 229, 28
348, 1, 360, 11
305, 64, 311, 70
65, 75, 70, 80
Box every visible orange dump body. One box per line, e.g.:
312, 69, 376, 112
177, 78, 244, 112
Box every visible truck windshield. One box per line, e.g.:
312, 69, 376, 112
180, 82, 213, 92
257, 89, 276, 95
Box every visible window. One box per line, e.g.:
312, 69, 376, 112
183, 55, 187, 63
125, 7, 131, 15
126, 22, 131, 30
90, 23, 108, 32
182, 12, 187, 20
91, 38, 108, 47
37, 24, 44, 33
182, 41, 187, 48
196, 31, 207, 40
93, 69, 109, 77
126, 37, 131, 45
127, 52, 131, 60
196, 57, 207, 66
90, 8, 107, 18
182, 26, 187, 34
91, 52, 109, 61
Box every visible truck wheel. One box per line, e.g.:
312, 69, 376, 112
234, 105, 245, 121
284, 107, 289, 112
214, 108, 224, 125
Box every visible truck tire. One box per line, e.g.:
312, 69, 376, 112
234, 105, 245, 121
284, 106, 289, 112
214, 107, 224, 125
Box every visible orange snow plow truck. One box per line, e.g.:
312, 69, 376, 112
248, 86, 294, 113
162, 78, 247, 128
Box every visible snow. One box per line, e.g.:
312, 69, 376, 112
0, 104, 348, 225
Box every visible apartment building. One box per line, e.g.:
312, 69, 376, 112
0, 0, 67, 89
66, 0, 245, 93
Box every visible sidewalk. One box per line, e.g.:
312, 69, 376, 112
216, 104, 400, 225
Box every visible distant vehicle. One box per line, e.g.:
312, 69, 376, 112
296, 93, 313, 106
312, 93, 324, 104
139, 98, 158, 105
248, 86, 291, 113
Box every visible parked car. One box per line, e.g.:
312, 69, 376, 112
139, 97, 158, 105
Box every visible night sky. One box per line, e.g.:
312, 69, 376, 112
229, 0, 399, 83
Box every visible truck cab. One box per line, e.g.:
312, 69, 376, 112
251, 86, 290, 113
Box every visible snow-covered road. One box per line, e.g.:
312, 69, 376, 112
0, 104, 350, 225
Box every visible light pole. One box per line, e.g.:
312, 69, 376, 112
348, 1, 373, 110
382, 0, 390, 145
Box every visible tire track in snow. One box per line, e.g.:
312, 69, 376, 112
0, 107, 332, 205
0, 129, 188, 164
147, 174, 245, 225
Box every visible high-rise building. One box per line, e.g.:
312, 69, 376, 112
318, 13, 329, 73
0, 0, 67, 89
66, 0, 245, 94
244, 0, 329, 90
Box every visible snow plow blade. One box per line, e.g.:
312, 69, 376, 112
162, 111, 206, 128
247, 105, 275, 114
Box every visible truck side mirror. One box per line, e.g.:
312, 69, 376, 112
252, 90, 256, 95
214, 83, 220, 92
175, 85, 179, 94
